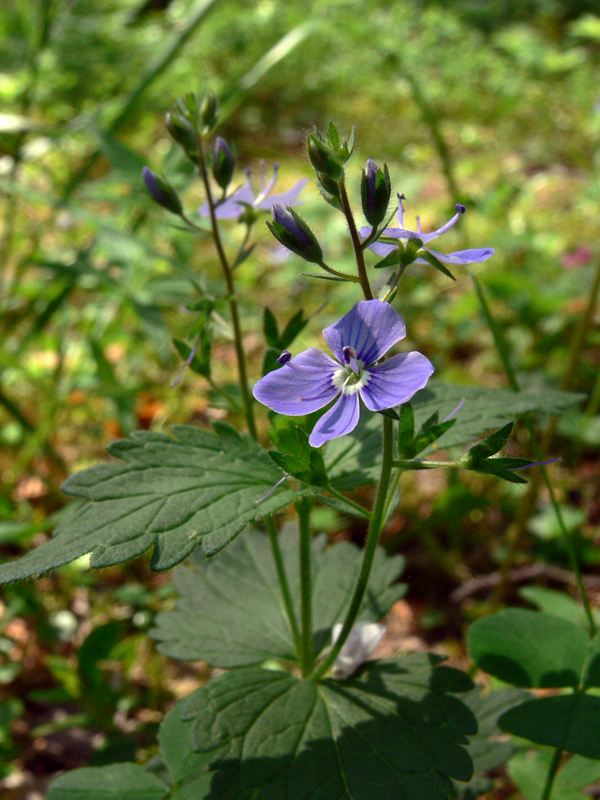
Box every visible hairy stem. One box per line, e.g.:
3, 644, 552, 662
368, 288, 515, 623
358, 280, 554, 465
296, 497, 314, 676
195, 133, 258, 439
312, 415, 394, 680
339, 177, 373, 299
267, 517, 301, 655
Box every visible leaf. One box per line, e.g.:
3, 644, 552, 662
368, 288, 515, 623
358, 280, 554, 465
519, 586, 600, 629
468, 609, 589, 688
509, 748, 600, 800
325, 382, 583, 490
151, 527, 404, 667
268, 419, 328, 488
581, 631, 600, 690
181, 655, 476, 800
499, 694, 600, 759
46, 763, 169, 800
279, 309, 309, 349
158, 699, 215, 798
453, 686, 529, 800
263, 308, 279, 349
418, 250, 457, 281
174, 334, 212, 379
0, 424, 299, 583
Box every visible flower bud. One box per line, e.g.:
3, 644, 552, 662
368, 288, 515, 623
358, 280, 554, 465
307, 134, 343, 181
142, 167, 183, 215
267, 204, 323, 264
212, 136, 235, 191
361, 159, 391, 227
165, 112, 198, 161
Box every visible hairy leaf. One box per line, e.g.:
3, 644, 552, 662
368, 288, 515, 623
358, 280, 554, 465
181, 655, 475, 800
151, 527, 404, 667
46, 764, 169, 800
0, 424, 298, 583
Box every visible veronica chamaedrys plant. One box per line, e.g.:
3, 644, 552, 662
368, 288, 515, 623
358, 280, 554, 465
199, 160, 307, 220
253, 299, 434, 447
362, 193, 495, 267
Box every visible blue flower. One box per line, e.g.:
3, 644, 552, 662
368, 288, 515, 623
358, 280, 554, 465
199, 161, 307, 220
253, 300, 434, 447
361, 195, 494, 266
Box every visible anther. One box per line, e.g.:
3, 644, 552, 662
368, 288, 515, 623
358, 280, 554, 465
343, 346, 357, 364
277, 350, 292, 365
455, 203, 466, 214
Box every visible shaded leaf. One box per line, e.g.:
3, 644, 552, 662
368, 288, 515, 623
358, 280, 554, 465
509, 748, 600, 800
500, 694, 600, 759
468, 609, 589, 689
0, 424, 299, 583
46, 763, 169, 800
182, 656, 475, 800
151, 527, 404, 667
158, 699, 215, 796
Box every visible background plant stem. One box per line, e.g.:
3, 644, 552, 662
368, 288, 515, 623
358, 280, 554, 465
296, 497, 314, 676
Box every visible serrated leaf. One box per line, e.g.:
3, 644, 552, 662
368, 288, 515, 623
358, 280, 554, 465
159, 699, 216, 794
325, 382, 583, 490
46, 763, 169, 800
500, 694, 600, 758
467, 422, 514, 460
0, 425, 299, 583
151, 527, 404, 667
181, 655, 475, 800
468, 609, 589, 689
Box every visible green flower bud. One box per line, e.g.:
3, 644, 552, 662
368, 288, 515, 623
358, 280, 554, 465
200, 91, 218, 132
142, 167, 183, 216
165, 112, 198, 161
307, 134, 343, 181
361, 159, 391, 227
213, 136, 235, 191
267, 203, 323, 264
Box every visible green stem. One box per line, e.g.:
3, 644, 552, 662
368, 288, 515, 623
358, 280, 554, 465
540, 748, 563, 800
267, 517, 301, 655
195, 133, 258, 439
312, 416, 395, 681
296, 497, 314, 676
339, 177, 373, 300
392, 458, 462, 470
560, 256, 600, 391
473, 274, 597, 635
206, 376, 243, 412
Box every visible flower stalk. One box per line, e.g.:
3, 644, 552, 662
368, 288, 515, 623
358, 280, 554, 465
296, 497, 314, 676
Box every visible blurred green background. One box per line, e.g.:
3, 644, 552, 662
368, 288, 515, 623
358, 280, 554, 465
1, 0, 600, 794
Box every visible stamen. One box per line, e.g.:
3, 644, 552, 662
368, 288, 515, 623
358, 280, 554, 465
443, 398, 466, 422
256, 474, 287, 504
170, 338, 200, 388
397, 193, 405, 227
416, 216, 422, 234
509, 457, 562, 472
277, 350, 292, 365
455, 203, 466, 214
343, 346, 357, 364
433, 206, 465, 238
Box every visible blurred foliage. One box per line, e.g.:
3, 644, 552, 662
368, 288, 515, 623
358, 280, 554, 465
1, 0, 600, 792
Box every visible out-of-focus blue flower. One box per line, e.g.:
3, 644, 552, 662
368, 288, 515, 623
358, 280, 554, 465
253, 300, 434, 447
331, 621, 386, 679
199, 161, 307, 220
361, 195, 494, 266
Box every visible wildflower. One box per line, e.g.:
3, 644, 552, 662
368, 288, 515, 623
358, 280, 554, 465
253, 300, 434, 448
268, 203, 323, 264
330, 621, 386, 679
361, 194, 494, 266
361, 159, 391, 227
199, 161, 307, 220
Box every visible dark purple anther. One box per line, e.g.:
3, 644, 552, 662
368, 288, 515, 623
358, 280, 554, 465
455, 203, 466, 214
343, 346, 357, 364
277, 350, 292, 365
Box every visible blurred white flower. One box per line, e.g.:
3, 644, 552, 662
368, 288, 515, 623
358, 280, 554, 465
331, 621, 386, 679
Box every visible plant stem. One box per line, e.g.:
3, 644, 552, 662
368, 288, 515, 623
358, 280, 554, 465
473, 275, 596, 633
540, 748, 563, 800
312, 415, 395, 680
296, 497, 314, 676
195, 132, 258, 439
339, 177, 373, 300
327, 486, 372, 519
267, 517, 301, 655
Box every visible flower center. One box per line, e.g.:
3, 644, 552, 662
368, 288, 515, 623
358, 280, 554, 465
333, 360, 370, 395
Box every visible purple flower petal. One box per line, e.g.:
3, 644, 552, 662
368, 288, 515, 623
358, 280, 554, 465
415, 247, 495, 266
323, 300, 406, 366
256, 178, 308, 211
198, 182, 255, 219
309, 392, 360, 448
364, 240, 398, 257
252, 348, 339, 416
360, 352, 435, 411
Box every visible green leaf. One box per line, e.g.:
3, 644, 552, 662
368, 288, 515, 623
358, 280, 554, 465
317, 493, 371, 520
417, 250, 457, 281
158, 699, 215, 797
468, 609, 589, 688
325, 382, 583, 490
279, 309, 308, 350
466, 422, 514, 460
510, 748, 600, 800
268, 420, 328, 488
181, 656, 475, 799
410, 415, 456, 458
46, 763, 169, 800
151, 527, 404, 667
174, 334, 211, 379
499, 694, 600, 758
263, 308, 279, 349
453, 686, 529, 800
0, 424, 299, 583
519, 586, 600, 629
581, 631, 600, 690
